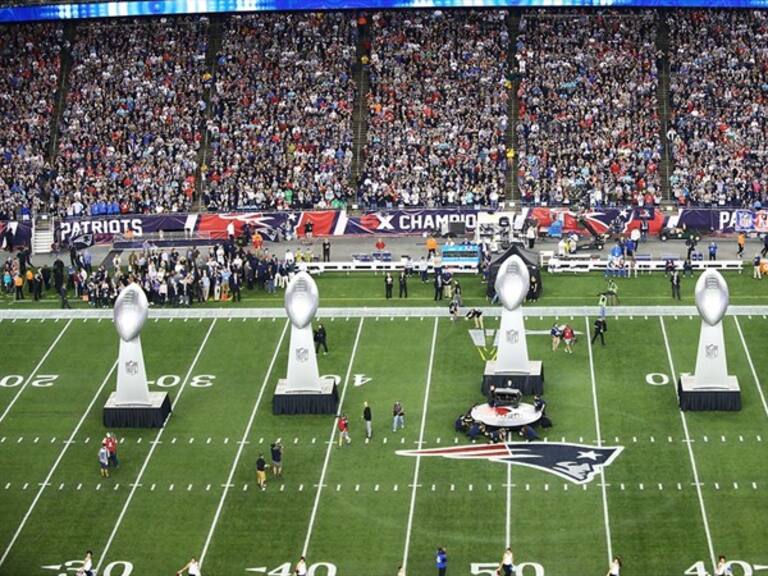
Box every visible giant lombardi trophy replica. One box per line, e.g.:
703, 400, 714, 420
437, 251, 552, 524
678, 269, 741, 411
482, 255, 544, 396
273, 271, 339, 414
104, 283, 171, 427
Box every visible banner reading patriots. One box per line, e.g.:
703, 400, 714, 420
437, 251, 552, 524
397, 442, 623, 485
53, 206, 768, 246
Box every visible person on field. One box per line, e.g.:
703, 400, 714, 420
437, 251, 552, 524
392, 401, 405, 432
714, 555, 733, 576
98, 442, 110, 478
295, 556, 308, 576
314, 323, 328, 355
592, 318, 607, 346
606, 556, 622, 576
754, 254, 763, 280
436, 547, 447, 576
465, 307, 484, 330
338, 414, 351, 446
737, 232, 746, 257
76, 550, 94, 576
399, 271, 408, 298
550, 323, 562, 351
256, 454, 267, 490
562, 324, 575, 354
177, 557, 201, 576
363, 401, 373, 444
271, 439, 283, 477
385, 272, 394, 299
671, 269, 682, 300
105, 432, 119, 468
499, 548, 514, 576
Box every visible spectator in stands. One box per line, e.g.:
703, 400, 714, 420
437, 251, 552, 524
668, 11, 768, 208
205, 14, 356, 211
55, 18, 208, 217
0, 24, 63, 220
361, 11, 508, 208
516, 13, 662, 208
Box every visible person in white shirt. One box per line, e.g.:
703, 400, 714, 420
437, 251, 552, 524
607, 556, 621, 576
294, 556, 308, 576
177, 556, 201, 576
499, 547, 514, 576
76, 550, 93, 576
714, 556, 733, 576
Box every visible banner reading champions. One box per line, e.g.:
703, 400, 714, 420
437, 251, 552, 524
41, 206, 768, 248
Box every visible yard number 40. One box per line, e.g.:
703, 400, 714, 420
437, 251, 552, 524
686, 560, 760, 576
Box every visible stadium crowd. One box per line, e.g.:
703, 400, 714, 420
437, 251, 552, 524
360, 10, 509, 209
1, 11, 768, 220
515, 13, 663, 208
667, 10, 768, 208
54, 18, 210, 217
204, 13, 357, 211
0, 24, 63, 222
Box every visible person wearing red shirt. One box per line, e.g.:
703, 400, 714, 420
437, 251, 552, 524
337, 415, 351, 447
562, 325, 575, 354
375, 238, 386, 251
104, 432, 119, 468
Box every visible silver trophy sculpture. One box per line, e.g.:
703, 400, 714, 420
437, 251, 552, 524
274, 271, 338, 414
483, 255, 543, 395
113, 283, 151, 405
284, 272, 323, 393
678, 269, 740, 410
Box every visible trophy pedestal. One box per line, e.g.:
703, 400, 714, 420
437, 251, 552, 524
103, 391, 171, 428
678, 374, 741, 411
482, 360, 544, 397
273, 377, 339, 415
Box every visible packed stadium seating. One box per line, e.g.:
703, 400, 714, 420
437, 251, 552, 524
667, 10, 768, 208
0, 10, 766, 218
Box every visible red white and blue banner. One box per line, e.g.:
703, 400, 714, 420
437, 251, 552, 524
3, 206, 760, 248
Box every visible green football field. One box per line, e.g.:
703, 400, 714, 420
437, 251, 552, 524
0, 305, 767, 576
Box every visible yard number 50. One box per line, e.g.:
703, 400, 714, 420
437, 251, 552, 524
472, 562, 544, 576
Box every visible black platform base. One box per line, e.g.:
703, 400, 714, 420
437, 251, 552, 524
678, 376, 741, 411
103, 392, 172, 428
482, 361, 544, 397
273, 384, 339, 415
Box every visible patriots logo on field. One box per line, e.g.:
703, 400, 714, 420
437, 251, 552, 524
397, 442, 623, 485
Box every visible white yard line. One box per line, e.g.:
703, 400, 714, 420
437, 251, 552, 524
505, 462, 512, 549
301, 317, 365, 557
0, 360, 118, 568
0, 319, 72, 424
95, 319, 218, 572
401, 317, 439, 573
733, 317, 768, 419
585, 317, 613, 563
659, 317, 716, 569
198, 320, 289, 567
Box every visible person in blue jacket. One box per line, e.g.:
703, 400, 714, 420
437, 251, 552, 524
436, 547, 447, 576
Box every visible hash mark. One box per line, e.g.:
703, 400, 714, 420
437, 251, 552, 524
58, 483, 64, 490
469, 484, 474, 492
677, 483, 682, 490
188, 438, 194, 444
4, 482, 9, 490
714, 482, 720, 490
753, 482, 758, 490
151, 484, 156, 491
187, 484, 193, 492
450, 484, 455, 492
639, 483, 644, 491
77, 483, 82, 491
96, 484, 101, 491
113, 484, 119, 491
206, 438, 211, 445
298, 484, 304, 492
733, 482, 739, 490
169, 483, 174, 491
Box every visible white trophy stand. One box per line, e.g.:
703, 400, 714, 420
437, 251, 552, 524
678, 270, 740, 411
104, 284, 171, 427
273, 272, 338, 415
483, 255, 544, 396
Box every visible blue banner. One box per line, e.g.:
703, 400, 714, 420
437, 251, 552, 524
1, 0, 767, 24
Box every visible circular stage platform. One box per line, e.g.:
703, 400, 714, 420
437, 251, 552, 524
470, 402, 541, 428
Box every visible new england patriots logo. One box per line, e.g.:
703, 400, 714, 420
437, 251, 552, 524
397, 442, 623, 485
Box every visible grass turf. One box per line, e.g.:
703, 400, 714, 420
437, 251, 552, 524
0, 313, 767, 575
1, 269, 767, 309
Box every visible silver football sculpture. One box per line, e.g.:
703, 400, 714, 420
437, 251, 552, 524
114, 283, 149, 342
695, 269, 729, 326
495, 255, 530, 311
285, 272, 319, 329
